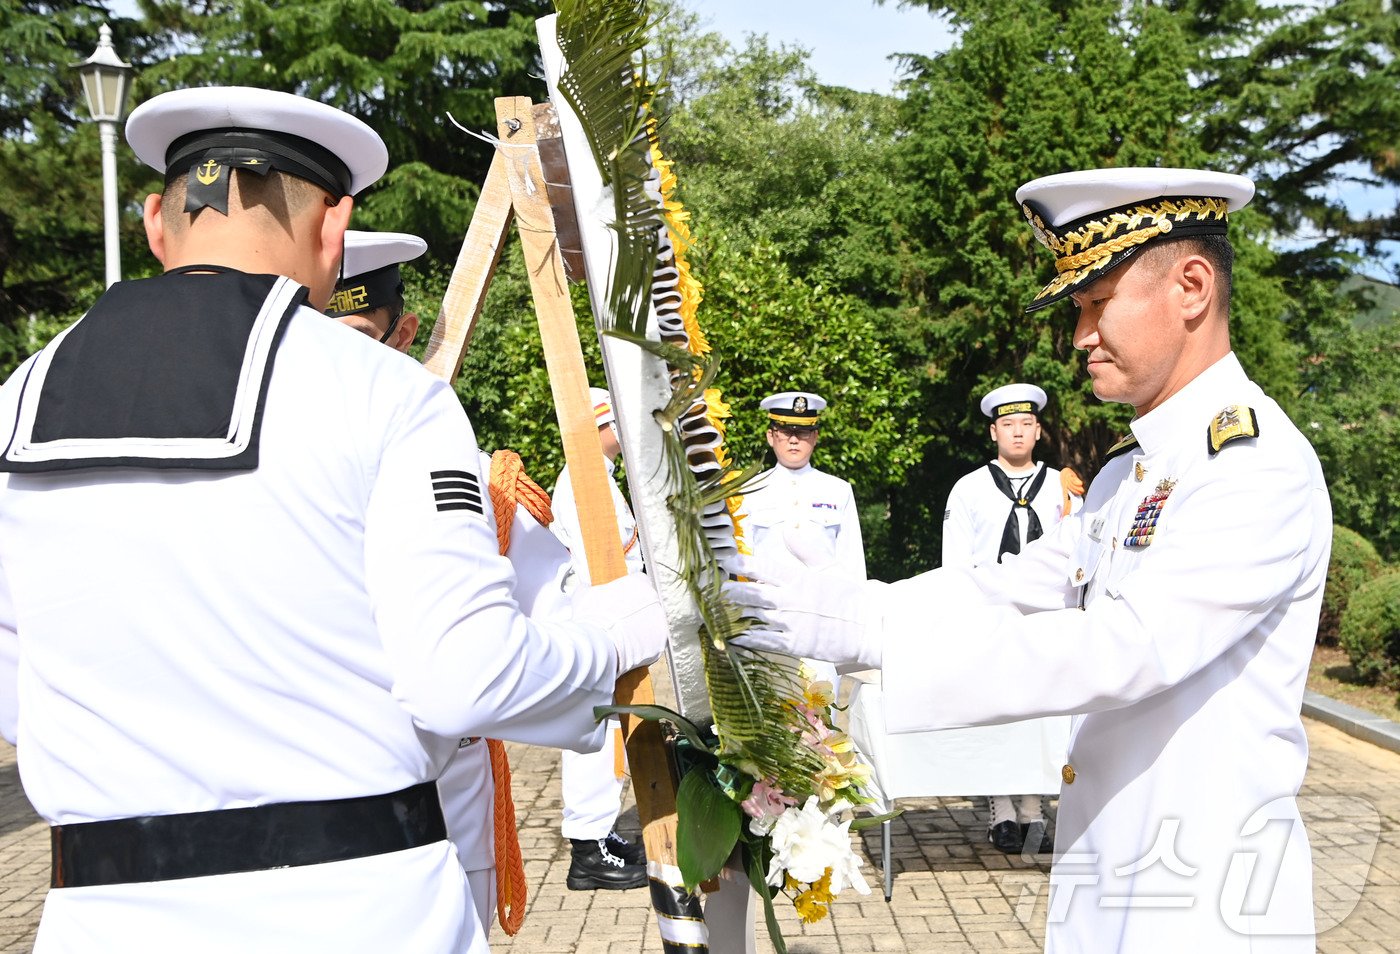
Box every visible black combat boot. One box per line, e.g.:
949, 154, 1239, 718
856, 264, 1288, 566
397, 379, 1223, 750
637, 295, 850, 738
605, 829, 647, 867
989, 819, 1024, 853
567, 836, 647, 890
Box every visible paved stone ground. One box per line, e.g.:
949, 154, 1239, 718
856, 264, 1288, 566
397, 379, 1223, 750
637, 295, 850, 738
1, 717, 1396, 952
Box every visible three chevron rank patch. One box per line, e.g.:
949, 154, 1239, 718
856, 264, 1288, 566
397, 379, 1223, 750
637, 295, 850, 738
431, 469, 484, 515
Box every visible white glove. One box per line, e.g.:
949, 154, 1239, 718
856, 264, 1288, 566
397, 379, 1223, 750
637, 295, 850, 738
723, 547, 883, 670
570, 573, 668, 675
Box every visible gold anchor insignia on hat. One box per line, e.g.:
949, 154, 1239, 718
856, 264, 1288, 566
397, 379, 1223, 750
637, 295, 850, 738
793, 396, 807, 413
195, 160, 222, 186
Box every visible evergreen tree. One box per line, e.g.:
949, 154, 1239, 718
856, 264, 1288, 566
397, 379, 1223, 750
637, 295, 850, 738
1186, 0, 1400, 275
0, 2, 152, 366
135, 0, 555, 258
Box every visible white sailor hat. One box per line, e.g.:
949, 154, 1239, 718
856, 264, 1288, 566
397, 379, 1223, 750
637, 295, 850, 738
761, 391, 827, 426
980, 383, 1048, 420
590, 387, 616, 427
1015, 167, 1255, 311
125, 86, 388, 216
326, 231, 428, 318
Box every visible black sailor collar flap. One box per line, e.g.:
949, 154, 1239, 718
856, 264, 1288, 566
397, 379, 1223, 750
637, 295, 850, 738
0, 269, 306, 474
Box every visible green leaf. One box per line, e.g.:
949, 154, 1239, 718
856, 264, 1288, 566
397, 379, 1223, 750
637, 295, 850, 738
591, 703, 714, 755
850, 809, 903, 831
675, 769, 742, 890
741, 837, 787, 954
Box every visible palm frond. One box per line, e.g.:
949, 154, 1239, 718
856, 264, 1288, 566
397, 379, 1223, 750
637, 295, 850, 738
553, 0, 662, 337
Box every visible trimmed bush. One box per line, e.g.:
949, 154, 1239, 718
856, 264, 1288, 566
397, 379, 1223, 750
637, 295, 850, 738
1339, 570, 1400, 688
1320, 525, 1385, 645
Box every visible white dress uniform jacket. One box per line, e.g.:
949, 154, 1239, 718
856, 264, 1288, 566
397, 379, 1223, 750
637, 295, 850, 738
743, 463, 865, 578
0, 293, 618, 954
438, 451, 573, 884
878, 354, 1329, 952
744, 462, 865, 689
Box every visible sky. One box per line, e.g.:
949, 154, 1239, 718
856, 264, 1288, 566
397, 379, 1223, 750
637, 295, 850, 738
677, 0, 955, 93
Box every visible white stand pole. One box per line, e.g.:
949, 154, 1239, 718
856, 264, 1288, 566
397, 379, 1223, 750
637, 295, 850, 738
703, 863, 757, 954
99, 120, 121, 287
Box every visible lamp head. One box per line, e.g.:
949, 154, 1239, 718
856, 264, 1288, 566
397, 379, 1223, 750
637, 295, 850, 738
76, 23, 134, 124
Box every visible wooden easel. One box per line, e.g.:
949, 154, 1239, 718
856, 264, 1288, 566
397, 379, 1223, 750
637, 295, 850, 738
419, 93, 686, 920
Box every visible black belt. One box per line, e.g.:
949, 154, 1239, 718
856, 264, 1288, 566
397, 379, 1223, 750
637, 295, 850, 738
51, 781, 446, 889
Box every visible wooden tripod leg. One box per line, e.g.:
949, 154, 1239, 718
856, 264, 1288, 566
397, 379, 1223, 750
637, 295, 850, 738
493, 93, 702, 946
422, 150, 515, 383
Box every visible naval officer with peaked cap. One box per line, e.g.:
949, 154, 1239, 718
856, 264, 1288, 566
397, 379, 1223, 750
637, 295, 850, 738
732, 167, 1330, 952
743, 392, 865, 578
742, 391, 865, 688
0, 87, 666, 953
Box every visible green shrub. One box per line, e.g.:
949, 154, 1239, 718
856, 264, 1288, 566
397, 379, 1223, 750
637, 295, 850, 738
1339, 570, 1400, 687
1319, 525, 1385, 645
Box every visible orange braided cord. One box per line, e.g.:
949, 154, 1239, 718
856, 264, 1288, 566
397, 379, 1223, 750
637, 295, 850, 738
487, 737, 527, 935
484, 448, 556, 935
489, 451, 554, 559
1060, 466, 1086, 517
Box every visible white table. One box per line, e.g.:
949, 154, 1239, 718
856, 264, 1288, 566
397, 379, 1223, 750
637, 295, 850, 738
845, 675, 1069, 898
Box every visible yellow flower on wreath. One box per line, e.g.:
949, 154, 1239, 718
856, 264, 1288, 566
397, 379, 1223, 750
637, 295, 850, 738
792, 869, 836, 923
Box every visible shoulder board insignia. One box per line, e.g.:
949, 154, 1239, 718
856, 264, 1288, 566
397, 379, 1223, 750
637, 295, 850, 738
1104, 435, 1139, 462
1207, 405, 1259, 456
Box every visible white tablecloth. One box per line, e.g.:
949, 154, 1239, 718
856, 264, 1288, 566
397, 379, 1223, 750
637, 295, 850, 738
846, 677, 1070, 813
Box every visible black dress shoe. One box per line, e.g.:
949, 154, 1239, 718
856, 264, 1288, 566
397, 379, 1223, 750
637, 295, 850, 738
1020, 820, 1052, 854
567, 837, 648, 890
988, 820, 1023, 853
605, 829, 647, 866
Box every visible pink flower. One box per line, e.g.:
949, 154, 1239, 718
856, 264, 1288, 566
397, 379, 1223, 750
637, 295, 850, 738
741, 779, 798, 836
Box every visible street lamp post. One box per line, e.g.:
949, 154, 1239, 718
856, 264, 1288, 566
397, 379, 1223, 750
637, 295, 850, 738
76, 23, 134, 288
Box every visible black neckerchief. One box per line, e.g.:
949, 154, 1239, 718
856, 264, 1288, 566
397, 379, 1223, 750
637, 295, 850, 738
986, 462, 1048, 562
0, 267, 305, 474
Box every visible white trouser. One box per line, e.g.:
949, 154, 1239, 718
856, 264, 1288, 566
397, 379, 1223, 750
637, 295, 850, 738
560, 719, 624, 841
464, 867, 495, 939
989, 794, 1043, 826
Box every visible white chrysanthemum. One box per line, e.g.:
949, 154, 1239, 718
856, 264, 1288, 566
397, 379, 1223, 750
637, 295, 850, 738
765, 796, 869, 896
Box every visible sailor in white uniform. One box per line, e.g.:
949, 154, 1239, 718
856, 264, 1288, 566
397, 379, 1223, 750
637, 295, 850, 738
742, 391, 864, 687
0, 87, 665, 954
943, 382, 1080, 854
943, 384, 1083, 569
549, 387, 649, 890
328, 230, 572, 935
326, 229, 428, 351
732, 168, 1330, 953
